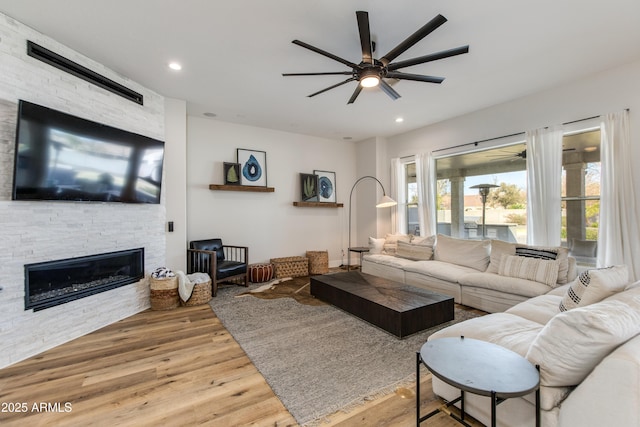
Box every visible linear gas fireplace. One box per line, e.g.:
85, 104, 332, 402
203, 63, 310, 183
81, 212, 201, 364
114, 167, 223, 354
25, 248, 144, 311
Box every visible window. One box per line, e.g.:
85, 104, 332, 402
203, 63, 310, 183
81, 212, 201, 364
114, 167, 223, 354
405, 162, 419, 235
562, 128, 600, 266
435, 143, 527, 242
433, 127, 600, 252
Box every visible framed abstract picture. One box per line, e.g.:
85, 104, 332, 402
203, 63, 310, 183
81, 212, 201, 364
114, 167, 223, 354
314, 170, 336, 203
223, 162, 241, 185
237, 149, 267, 187
300, 173, 319, 202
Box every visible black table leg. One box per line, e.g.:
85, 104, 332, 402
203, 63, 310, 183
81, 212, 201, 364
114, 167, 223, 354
416, 351, 421, 426
491, 390, 497, 427
536, 365, 541, 427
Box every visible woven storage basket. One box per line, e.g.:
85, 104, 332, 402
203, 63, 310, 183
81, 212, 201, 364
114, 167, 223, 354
306, 250, 329, 275
149, 276, 179, 310
270, 256, 309, 278
182, 280, 212, 306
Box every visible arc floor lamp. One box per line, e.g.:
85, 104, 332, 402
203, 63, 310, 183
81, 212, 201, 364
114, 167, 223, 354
348, 176, 397, 269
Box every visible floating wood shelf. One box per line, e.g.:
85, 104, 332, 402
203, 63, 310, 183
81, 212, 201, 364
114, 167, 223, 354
293, 201, 344, 208
209, 184, 275, 192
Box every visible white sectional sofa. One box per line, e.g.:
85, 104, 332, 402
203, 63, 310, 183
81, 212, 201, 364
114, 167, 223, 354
428, 266, 640, 427
362, 234, 577, 313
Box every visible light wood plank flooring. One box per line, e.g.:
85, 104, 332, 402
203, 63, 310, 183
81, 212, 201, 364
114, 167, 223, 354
0, 304, 481, 426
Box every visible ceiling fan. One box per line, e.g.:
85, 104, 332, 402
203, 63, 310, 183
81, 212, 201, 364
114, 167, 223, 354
282, 11, 469, 104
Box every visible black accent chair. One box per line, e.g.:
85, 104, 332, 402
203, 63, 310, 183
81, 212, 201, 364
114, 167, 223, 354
187, 238, 248, 297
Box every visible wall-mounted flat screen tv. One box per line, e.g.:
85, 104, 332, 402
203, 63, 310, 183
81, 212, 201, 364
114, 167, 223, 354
12, 100, 164, 204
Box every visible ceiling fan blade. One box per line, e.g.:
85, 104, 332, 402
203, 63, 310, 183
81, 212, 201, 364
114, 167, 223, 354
283, 71, 353, 76
356, 11, 373, 64
378, 79, 401, 100
379, 14, 447, 66
387, 45, 470, 71
292, 40, 360, 69
385, 71, 444, 83
347, 85, 363, 104
308, 77, 357, 97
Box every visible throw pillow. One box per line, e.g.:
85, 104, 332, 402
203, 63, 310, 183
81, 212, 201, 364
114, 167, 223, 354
382, 233, 411, 255
515, 244, 570, 284
434, 234, 490, 272
411, 234, 436, 246
368, 237, 385, 254
498, 254, 560, 287
487, 239, 516, 274
570, 238, 597, 257
526, 300, 640, 387
559, 265, 629, 311
396, 240, 433, 261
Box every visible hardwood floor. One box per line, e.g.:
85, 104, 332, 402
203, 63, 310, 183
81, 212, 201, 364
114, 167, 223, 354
0, 304, 481, 427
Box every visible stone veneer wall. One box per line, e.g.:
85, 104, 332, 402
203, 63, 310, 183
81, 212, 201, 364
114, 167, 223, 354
0, 13, 166, 368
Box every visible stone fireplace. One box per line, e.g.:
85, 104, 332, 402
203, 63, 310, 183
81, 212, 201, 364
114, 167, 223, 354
24, 248, 145, 311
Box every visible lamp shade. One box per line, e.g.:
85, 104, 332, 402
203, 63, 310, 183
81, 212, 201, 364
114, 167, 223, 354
376, 195, 397, 208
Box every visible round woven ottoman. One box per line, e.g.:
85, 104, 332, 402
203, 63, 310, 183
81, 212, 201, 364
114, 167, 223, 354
249, 263, 274, 283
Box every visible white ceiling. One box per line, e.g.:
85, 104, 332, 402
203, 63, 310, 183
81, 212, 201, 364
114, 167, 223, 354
1, 0, 639, 142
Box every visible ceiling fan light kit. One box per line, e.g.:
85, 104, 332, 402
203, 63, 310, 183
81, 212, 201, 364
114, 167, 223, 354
283, 11, 469, 104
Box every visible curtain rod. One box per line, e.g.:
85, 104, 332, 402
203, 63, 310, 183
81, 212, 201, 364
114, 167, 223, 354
432, 109, 630, 154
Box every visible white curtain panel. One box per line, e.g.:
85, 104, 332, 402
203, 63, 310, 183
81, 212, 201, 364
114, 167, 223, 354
391, 158, 407, 234
598, 110, 639, 281
526, 126, 563, 246
415, 152, 437, 237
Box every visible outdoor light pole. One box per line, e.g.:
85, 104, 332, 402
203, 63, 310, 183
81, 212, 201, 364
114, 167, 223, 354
470, 184, 498, 239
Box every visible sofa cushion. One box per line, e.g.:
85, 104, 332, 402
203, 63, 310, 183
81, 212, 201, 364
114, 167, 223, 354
506, 294, 563, 326
516, 244, 570, 284
429, 313, 544, 357
559, 265, 629, 311
396, 240, 434, 261
499, 254, 560, 287
458, 272, 553, 298
368, 237, 385, 254
526, 299, 640, 387
412, 234, 436, 246
362, 254, 416, 269
382, 233, 412, 255
404, 260, 479, 284
434, 234, 490, 272
487, 239, 516, 274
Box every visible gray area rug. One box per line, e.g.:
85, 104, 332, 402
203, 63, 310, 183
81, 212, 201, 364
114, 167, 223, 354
209, 280, 481, 426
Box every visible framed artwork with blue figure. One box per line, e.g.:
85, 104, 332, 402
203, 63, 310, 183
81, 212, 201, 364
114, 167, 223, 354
314, 170, 336, 203
237, 149, 267, 187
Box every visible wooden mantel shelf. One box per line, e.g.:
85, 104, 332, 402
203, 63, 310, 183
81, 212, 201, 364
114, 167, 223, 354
209, 184, 275, 192
293, 201, 344, 208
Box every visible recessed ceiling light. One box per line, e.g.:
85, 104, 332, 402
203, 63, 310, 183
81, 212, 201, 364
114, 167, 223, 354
395, 117, 404, 123
168, 62, 182, 71
203, 112, 217, 118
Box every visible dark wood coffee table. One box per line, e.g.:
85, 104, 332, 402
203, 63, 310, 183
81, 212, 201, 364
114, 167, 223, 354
310, 271, 454, 338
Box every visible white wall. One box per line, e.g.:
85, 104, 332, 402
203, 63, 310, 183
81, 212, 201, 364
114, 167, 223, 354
164, 98, 188, 271
0, 13, 165, 368
187, 117, 356, 266
386, 59, 640, 173
353, 137, 394, 249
